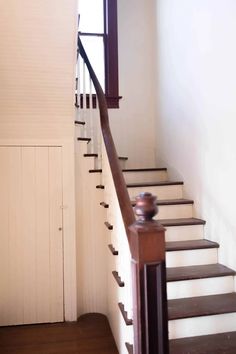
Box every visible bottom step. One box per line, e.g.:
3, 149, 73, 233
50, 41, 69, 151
170, 331, 236, 354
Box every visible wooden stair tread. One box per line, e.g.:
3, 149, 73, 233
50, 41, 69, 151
89, 167, 168, 173
167, 263, 236, 282
159, 217, 206, 227
169, 293, 236, 320
77, 137, 91, 142
118, 303, 133, 326
89, 169, 102, 173
157, 198, 193, 205
123, 167, 167, 172
104, 222, 113, 230
131, 198, 194, 206
170, 331, 236, 354
84, 153, 98, 157
74, 120, 85, 125
125, 343, 134, 354
166, 239, 219, 252
100, 202, 109, 209
127, 181, 184, 188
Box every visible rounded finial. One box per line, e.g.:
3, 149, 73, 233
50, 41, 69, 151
134, 192, 158, 222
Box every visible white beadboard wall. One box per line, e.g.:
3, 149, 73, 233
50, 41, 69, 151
0, 0, 77, 139
0, 146, 64, 326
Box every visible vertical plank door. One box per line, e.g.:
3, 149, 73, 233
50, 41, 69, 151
0, 146, 64, 326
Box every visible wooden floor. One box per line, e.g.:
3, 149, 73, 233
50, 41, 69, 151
0, 314, 118, 354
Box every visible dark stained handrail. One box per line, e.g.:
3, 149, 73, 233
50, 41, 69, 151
77, 36, 135, 234
77, 35, 169, 354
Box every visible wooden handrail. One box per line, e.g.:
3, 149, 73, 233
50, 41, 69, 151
77, 35, 169, 354
78, 36, 135, 234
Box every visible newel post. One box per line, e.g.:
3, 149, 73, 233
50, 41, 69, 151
129, 193, 169, 354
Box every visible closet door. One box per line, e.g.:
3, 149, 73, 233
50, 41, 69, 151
0, 146, 64, 326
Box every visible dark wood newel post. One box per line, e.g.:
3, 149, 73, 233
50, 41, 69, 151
129, 193, 169, 354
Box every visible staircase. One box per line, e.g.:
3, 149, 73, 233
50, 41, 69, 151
76, 38, 236, 353
76, 118, 236, 353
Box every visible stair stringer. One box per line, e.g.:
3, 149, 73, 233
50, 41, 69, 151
101, 141, 134, 353
75, 141, 108, 317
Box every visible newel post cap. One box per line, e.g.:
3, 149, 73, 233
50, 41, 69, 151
129, 192, 166, 261
134, 192, 158, 222
131, 192, 165, 232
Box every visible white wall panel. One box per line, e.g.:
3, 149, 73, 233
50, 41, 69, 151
155, 0, 236, 271
0, 0, 77, 321
0, 0, 77, 139
109, 0, 157, 168
0, 146, 64, 326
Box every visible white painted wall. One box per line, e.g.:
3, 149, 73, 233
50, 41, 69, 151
0, 0, 78, 321
109, 0, 157, 168
155, 0, 236, 270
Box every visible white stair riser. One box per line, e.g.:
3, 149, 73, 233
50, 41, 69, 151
124, 170, 168, 184
128, 185, 183, 200
77, 141, 100, 169
166, 249, 218, 267
119, 160, 127, 170
167, 276, 234, 300
76, 139, 93, 156
76, 140, 88, 155
169, 312, 236, 339
165, 225, 204, 242
155, 204, 193, 220
75, 124, 85, 137
84, 157, 97, 170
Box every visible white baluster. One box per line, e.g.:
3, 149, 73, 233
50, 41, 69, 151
89, 78, 94, 153
95, 95, 102, 169
82, 60, 88, 139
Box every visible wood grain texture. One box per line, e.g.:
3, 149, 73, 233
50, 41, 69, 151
84, 153, 98, 157
131, 198, 194, 206
127, 181, 183, 188
166, 239, 219, 252
159, 218, 206, 227
130, 193, 169, 354
170, 331, 236, 354
169, 293, 236, 320
167, 264, 236, 282
0, 314, 118, 354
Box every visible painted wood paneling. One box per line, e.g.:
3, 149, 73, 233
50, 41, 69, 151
0, 146, 64, 326
0, 0, 77, 139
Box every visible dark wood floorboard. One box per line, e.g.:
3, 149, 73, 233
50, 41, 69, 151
169, 293, 236, 320
170, 331, 236, 354
0, 314, 118, 354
